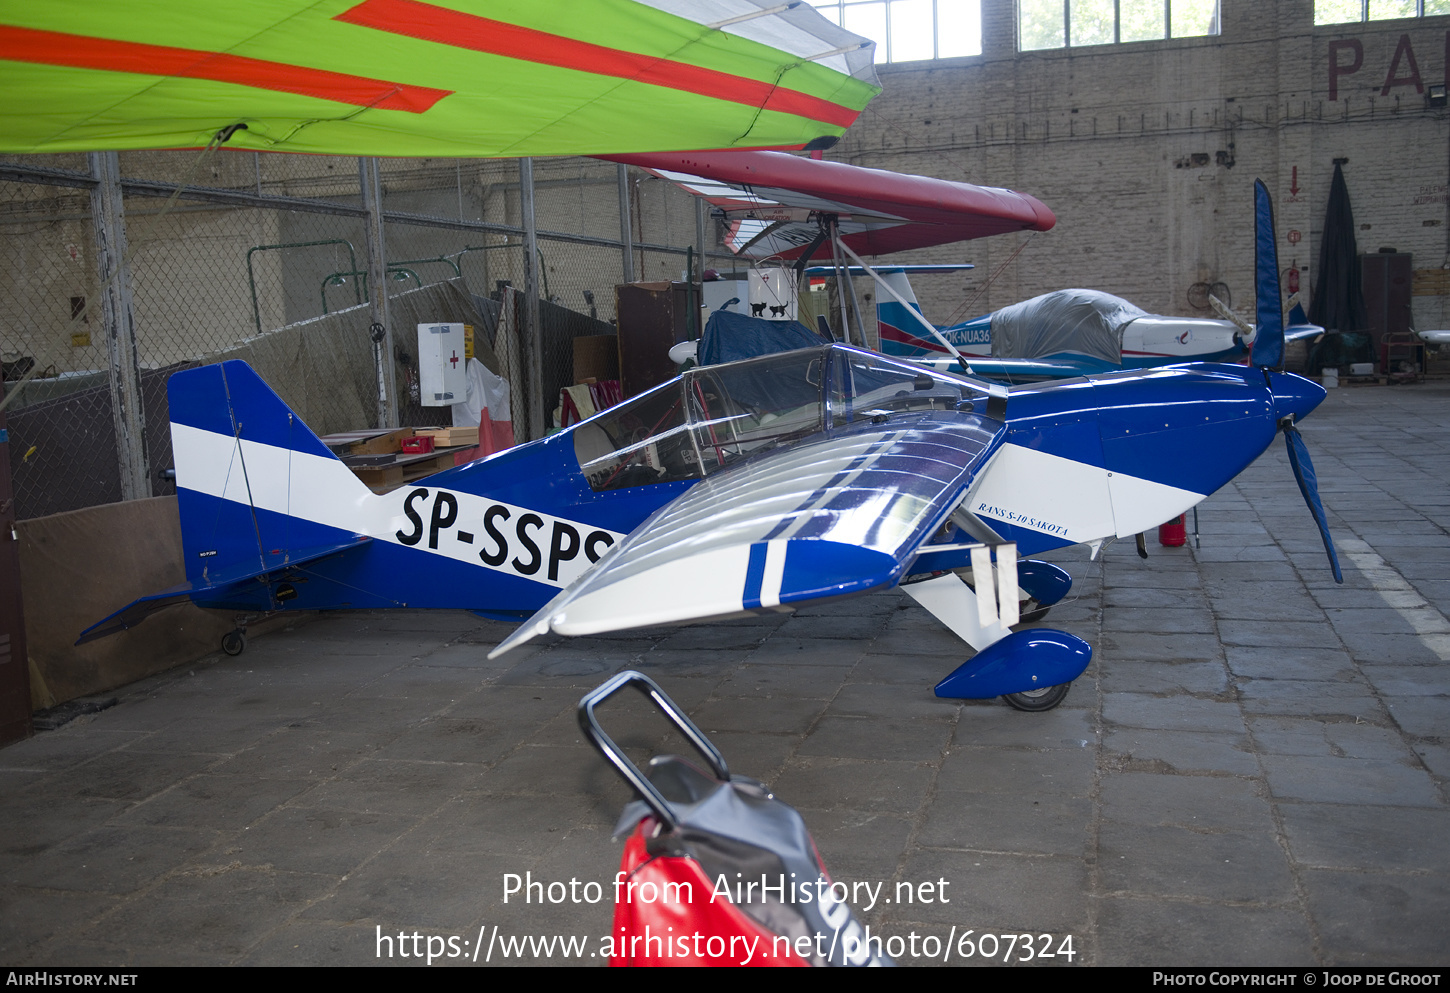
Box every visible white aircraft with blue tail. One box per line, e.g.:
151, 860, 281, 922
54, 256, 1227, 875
81, 181, 1341, 713
876, 272, 1327, 383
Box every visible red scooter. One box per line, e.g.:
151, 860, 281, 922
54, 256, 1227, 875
579, 671, 891, 968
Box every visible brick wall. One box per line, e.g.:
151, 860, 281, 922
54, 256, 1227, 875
837, 0, 1450, 331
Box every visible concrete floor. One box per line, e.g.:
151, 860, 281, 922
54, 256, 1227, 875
1, 381, 1448, 967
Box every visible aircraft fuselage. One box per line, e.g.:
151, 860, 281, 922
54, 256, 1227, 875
164, 347, 1321, 624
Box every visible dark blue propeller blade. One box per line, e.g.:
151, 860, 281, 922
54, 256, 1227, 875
1252, 178, 1285, 370
1283, 423, 1343, 584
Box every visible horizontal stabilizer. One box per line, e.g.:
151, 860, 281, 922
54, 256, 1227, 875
75, 588, 195, 646
76, 537, 371, 645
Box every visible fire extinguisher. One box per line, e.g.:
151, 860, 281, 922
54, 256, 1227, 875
1158, 514, 1187, 547
1286, 265, 1300, 296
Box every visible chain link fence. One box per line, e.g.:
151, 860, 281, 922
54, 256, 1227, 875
0, 151, 738, 522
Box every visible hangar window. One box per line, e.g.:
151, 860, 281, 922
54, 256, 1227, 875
805, 0, 983, 62
1019, 0, 1219, 50
1315, 0, 1450, 23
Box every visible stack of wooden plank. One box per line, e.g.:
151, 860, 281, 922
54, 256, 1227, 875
319, 427, 481, 494
413, 426, 479, 448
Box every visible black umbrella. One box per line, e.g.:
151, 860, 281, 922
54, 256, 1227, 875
1308, 162, 1372, 370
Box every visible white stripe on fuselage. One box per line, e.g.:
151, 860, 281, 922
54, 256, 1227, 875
966, 443, 1203, 543
171, 423, 623, 589
760, 540, 787, 608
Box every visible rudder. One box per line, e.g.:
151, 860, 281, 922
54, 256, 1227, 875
167, 361, 368, 588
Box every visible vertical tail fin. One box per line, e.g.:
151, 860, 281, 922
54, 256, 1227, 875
168, 361, 369, 587
876, 271, 944, 357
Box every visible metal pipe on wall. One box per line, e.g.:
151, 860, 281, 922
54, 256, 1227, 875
359, 157, 398, 429
618, 163, 635, 284
695, 196, 706, 282
520, 158, 545, 442
88, 151, 150, 501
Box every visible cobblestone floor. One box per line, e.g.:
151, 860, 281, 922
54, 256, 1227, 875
1, 381, 1447, 967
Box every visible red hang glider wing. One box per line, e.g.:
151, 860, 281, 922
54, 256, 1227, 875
603, 150, 1056, 260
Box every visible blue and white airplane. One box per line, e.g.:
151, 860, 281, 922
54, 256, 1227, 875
82, 182, 1341, 712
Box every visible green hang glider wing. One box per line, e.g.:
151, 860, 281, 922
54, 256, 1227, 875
0, 0, 880, 156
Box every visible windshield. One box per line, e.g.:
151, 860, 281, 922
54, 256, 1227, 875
829, 350, 995, 426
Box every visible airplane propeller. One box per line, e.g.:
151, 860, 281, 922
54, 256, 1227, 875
1282, 418, 1344, 583
1251, 178, 1344, 584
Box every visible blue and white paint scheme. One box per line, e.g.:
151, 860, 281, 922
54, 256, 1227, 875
82, 182, 1341, 712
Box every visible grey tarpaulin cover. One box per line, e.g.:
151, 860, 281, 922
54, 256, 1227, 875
990, 289, 1147, 364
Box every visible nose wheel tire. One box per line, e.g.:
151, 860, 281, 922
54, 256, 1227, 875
1003, 682, 1070, 712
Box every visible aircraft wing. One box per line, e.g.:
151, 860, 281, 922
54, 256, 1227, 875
601, 150, 1055, 260
489, 415, 1005, 657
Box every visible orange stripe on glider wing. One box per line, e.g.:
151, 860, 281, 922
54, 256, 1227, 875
334, 0, 859, 128
0, 25, 451, 113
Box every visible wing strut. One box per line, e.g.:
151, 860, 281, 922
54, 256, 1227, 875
826, 217, 870, 347
833, 237, 974, 373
